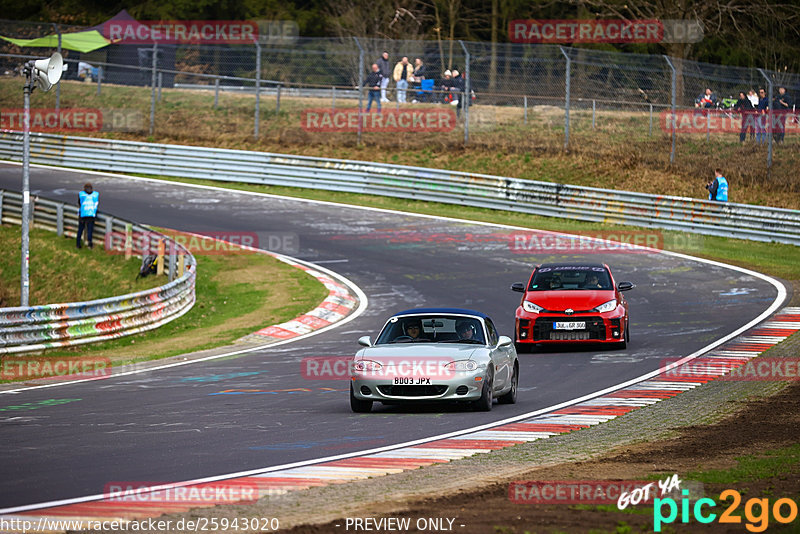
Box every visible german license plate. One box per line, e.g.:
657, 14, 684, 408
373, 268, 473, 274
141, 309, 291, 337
393, 377, 432, 385
553, 321, 586, 330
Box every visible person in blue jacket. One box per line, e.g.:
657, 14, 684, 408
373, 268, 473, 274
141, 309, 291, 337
77, 183, 99, 248
706, 169, 728, 202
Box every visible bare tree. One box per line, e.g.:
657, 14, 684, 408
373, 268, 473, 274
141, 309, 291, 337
576, 0, 800, 68
573, 0, 800, 106
326, 0, 429, 41
423, 0, 486, 70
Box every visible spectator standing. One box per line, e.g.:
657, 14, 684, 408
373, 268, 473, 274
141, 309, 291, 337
695, 88, 717, 108
440, 70, 453, 104
393, 57, 414, 103
377, 52, 391, 103
451, 69, 464, 117
411, 58, 426, 102
757, 88, 769, 144
77, 183, 99, 249
364, 63, 383, 112
706, 169, 728, 202
773, 87, 793, 144
734, 91, 755, 143
747, 89, 759, 108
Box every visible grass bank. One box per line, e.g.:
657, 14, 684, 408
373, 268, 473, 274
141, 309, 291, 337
0, 225, 159, 307
2, 77, 798, 209
0, 224, 329, 371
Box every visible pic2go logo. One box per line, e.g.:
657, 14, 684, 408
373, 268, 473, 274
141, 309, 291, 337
653, 489, 799, 532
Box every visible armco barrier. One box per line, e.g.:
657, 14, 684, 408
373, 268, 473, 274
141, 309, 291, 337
0, 131, 798, 245
0, 189, 196, 354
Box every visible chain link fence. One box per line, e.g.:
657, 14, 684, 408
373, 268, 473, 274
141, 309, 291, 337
1, 20, 798, 186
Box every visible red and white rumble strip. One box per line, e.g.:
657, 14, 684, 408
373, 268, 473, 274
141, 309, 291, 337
246, 257, 357, 342
4, 307, 799, 528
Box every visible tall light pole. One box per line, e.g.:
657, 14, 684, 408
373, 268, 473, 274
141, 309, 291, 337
20, 52, 62, 306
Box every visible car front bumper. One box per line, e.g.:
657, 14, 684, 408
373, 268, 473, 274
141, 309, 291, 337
351, 371, 486, 403
515, 311, 626, 344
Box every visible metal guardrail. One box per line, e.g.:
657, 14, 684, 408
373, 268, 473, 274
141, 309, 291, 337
0, 131, 798, 245
0, 188, 196, 354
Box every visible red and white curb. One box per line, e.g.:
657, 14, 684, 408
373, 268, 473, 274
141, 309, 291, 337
4, 307, 798, 528
241, 256, 358, 343
0, 238, 366, 395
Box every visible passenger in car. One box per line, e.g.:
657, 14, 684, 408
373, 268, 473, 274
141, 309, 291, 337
456, 320, 483, 342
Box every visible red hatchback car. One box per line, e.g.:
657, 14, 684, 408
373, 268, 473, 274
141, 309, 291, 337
511, 263, 633, 352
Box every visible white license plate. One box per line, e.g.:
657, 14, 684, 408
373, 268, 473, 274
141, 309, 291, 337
393, 377, 432, 385
553, 321, 586, 330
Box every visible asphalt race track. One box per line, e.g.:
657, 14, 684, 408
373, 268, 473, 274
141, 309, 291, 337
0, 162, 785, 509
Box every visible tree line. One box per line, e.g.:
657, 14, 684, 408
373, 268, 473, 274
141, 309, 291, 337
4, 0, 799, 75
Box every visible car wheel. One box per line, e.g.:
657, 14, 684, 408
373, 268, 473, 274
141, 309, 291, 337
515, 342, 531, 354
473, 366, 494, 411
350, 384, 373, 413
617, 321, 629, 349
498, 361, 518, 405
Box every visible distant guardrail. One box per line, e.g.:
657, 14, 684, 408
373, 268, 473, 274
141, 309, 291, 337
0, 131, 798, 245
0, 188, 196, 354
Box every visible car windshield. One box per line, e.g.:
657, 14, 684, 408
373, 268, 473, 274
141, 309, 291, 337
528, 266, 612, 291
375, 315, 486, 345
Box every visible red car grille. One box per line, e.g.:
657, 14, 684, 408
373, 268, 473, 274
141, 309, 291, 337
532, 316, 605, 341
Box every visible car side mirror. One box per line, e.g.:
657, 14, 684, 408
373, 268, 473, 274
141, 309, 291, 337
617, 282, 634, 292
357, 336, 372, 347
497, 335, 513, 348
511, 282, 525, 293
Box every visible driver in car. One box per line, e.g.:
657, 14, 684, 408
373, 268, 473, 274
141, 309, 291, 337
583, 274, 603, 289
456, 320, 477, 341
395, 319, 424, 341
406, 319, 423, 339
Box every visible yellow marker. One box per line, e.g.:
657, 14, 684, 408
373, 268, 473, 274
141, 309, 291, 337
156, 239, 165, 275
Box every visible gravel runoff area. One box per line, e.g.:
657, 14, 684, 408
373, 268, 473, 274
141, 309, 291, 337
88, 332, 800, 534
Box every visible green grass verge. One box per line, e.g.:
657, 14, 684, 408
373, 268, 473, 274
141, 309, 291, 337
0, 225, 329, 375
0, 225, 161, 306
687, 444, 800, 485
36, 252, 328, 366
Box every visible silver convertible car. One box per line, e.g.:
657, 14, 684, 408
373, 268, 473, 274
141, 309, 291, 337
350, 308, 519, 413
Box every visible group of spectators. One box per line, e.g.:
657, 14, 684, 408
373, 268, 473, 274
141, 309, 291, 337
695, 86, 795, 144
364, 51, 467, 114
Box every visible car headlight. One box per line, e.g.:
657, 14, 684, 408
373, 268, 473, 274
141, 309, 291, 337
353, 360, 382, 372
522, 300, 543, 313
593, 299, 618, 313
444, 360, 478, 371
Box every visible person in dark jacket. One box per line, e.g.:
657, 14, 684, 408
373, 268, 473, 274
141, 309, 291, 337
773, 87, 793, 144
364, 64, 383, 112
734, 91, 755, 143
756, 88, 769, 144
440, 70, 453, 104
411, 58, 426, 102
695, 88, 717, 108
376, 52, 391, 102
451, 69, 465, 117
